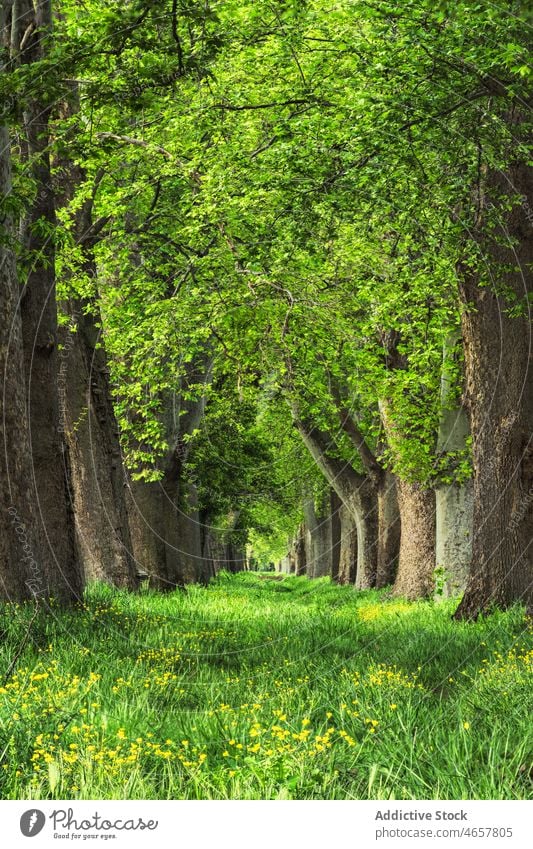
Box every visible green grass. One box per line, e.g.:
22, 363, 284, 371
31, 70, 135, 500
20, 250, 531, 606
0, 573, 531, 799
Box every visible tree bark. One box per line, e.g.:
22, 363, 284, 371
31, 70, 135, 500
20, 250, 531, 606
455, 128, 533, 618
303, 493, 331, 578
51, 88, 136, 590
434, 333, 473, 597
294, 522, 307, 576
379, 397, 435, 599
60, 304, 137, 589
347, 481, 378, 589
393, 480, 436, 599
127, 357, 213, 587
330, 489, 342, 582
0, 120, 42, 601
337, 502, 358, 585
15, 0, 81, 601
376, 471, 400, 587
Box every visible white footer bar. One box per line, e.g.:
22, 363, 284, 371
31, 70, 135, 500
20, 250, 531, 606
2, 800, 531, 848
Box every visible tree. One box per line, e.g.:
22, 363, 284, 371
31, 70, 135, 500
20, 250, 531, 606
0, 93, 39, 600
3, 0, 82, 602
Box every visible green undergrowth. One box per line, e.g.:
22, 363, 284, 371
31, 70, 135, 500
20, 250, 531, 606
0, 573, 531, 800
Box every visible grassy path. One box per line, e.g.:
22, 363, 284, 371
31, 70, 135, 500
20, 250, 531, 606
0, 574, 531, 799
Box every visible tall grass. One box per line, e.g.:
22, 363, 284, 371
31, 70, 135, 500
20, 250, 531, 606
0, 573, 531, 799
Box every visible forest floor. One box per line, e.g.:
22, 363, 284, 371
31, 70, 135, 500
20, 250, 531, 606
0, 573, 532, 800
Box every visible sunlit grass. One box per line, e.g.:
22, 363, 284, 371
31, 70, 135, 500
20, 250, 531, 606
0, 573, 531, 799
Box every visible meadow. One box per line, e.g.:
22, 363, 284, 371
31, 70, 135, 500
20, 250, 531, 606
0, 573, 531, 800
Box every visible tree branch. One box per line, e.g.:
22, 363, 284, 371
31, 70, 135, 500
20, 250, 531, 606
210, 98, 332, 112
329, 381, 383, 480
96, 133, 173, 159
289, 399, 365, 502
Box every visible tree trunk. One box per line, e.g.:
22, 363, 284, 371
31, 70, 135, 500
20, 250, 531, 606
346, 480, 378, 589
330, 489, 342, 583
393, 480, 435, 599
167, 480, 204, 586
279, 555, 291, 574
16, 0, 81, 601
294, 522, 307, 576
337, 503, 358, 585
127, 357, 213, 587
455, 137, 533, 618
0, 123, 41, 601
60, 303, 137, 589
376, 471, 400, 588
303, 494, 331, 578
126, 479, 167, 588
293, 417, 377, 586
435, 333, 473, 597
52, 87, 136, 590
201, 523, 224, 582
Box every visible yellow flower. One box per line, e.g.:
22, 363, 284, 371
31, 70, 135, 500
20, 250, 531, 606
463, 722, 470, 730
389, 704, 397, 710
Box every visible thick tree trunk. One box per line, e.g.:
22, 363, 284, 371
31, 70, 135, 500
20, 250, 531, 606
61, 305, 137, 589
303, 494, 331, 578
16, 1, 81, 601
200, 522, 224, 582
435, 333, 473, 597
337, 503, 358, 585
376, 471, 400, 588
166, 481, 204, 585
294, 522, 307, 576
0, 124, 41, 600
127, 358, 213, 587
52, 87, 136, 590
455, 141, 533, 618
279, 555, 292, 574
330, 489, 342, 583
126, 479, 167, 588
393, 480, 435, 599
346, 481, 378, 590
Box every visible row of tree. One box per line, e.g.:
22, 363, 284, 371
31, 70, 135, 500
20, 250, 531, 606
1, 0, 532, 619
